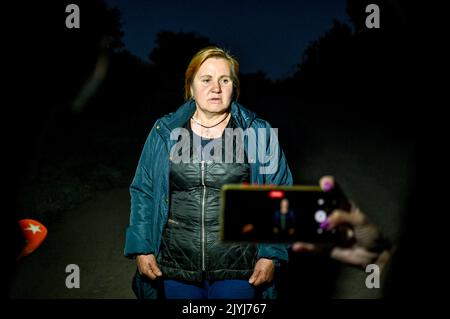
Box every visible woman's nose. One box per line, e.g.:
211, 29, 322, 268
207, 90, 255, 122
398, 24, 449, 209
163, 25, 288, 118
211, 81, 222, 92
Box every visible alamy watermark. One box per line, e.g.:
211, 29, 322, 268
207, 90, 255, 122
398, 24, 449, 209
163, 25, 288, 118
365, 264, 380, 289
65, 264, 80, 289
170, 127, 279, 175
365, 4, 380, 29
65, 4, 80, 29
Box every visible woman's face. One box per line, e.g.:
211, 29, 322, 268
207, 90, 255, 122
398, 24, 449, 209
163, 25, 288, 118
191, 57, 234, 115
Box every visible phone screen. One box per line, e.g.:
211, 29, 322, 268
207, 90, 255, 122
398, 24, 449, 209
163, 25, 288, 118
220, 185, 348, 243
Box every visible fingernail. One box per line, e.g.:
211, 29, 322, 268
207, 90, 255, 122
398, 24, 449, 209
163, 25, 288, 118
320, 219, 330, 230
323, 181, 333, 192
292, 242, 301, 251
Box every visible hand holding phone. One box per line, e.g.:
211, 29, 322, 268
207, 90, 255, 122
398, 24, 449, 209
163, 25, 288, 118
220, 181, 351, 244
292, 176, 392, 268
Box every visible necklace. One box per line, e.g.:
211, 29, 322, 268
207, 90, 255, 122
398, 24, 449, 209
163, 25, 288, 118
191, 112, 230, 129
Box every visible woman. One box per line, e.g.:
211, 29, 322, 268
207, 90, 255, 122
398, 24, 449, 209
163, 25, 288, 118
273, 199, 296, 241
124, 47, 293, 299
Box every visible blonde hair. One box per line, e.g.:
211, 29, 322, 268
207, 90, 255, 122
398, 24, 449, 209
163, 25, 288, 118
184, 46, 240, 101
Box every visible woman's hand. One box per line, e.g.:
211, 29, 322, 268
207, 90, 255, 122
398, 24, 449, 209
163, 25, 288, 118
136, 254, 163, 280
292, 176, 391, 268
248, 258, 275, 286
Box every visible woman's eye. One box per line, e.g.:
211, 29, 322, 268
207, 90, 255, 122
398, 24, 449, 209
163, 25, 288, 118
202, 79, 210, 84
221, 79, 230, 84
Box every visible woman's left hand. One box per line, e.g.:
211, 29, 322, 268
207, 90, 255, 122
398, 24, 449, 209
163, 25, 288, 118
248, 258, 275, 286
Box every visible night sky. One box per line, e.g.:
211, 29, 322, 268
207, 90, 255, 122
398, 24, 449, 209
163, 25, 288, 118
104, 0, 350, 80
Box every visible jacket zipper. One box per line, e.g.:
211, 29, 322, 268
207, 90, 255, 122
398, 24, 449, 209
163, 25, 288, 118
201, 160, 206, 271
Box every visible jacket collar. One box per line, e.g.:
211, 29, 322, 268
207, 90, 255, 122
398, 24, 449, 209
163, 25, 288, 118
159, 99, 257, 131
230, 101, 257, 130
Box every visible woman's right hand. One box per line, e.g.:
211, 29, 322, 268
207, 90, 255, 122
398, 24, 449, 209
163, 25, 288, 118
136, 254, 163, 280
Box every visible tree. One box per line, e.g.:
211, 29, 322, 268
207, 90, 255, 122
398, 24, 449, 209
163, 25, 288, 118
148, 31, 214, 105
289, 0, 412, 112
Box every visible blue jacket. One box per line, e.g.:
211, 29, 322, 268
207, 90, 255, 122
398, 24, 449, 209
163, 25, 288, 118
124, 100, 293, 298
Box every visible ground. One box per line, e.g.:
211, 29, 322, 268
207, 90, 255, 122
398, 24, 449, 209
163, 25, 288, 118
9, 108, 415, 299
10, 188, 135, 298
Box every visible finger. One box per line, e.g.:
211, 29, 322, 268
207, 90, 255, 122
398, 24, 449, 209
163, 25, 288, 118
292, 242, 334, 257
143, 268, 158, 280
349, 200, 361, 214
292, 242, 315, 252
138, 262, 157, 280
320, 176, 335, 192
252, 271, 265, 286
148, 257, 163, 277
327, 210, 366, 229
248, 269, 260, 285
331, 247, 379, 267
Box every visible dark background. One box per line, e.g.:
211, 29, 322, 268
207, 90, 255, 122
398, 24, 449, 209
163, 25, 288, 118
5, 0, 442, 301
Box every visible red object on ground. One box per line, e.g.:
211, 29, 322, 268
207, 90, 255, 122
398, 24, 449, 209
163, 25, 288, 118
18, 219, 48, 257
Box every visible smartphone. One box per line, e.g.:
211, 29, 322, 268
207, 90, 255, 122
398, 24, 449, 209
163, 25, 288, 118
220, 184, 350, 244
